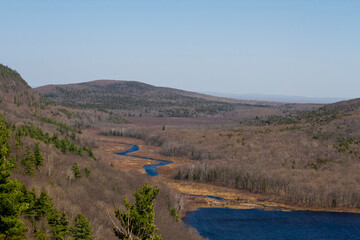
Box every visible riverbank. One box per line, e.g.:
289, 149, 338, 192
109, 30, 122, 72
167, 180, 360, 214
83, 129, 360, 215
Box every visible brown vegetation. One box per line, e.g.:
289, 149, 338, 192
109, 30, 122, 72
0, 64, 204, 239
103, 103, 360, 211
35, 79, 321, 125
10, 139, 201, 239
4, 62, 360, 239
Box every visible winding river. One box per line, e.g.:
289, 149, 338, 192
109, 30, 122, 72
115, 143, 172, 176
115, 143, 360, 240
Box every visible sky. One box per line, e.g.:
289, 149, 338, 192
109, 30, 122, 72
0, 0, 359, 99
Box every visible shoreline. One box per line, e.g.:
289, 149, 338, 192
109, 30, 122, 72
186, 200, 360, 214
167, 181, 360, 215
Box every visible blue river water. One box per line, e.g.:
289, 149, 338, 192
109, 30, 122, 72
113, 142, 360, 240
184, 208, 360, 240
115, 143, 172, 176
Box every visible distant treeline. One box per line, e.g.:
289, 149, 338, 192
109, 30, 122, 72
175, 161, 360, 209
40, 83, 239, 117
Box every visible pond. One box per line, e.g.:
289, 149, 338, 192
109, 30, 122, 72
183, 207, 360, 240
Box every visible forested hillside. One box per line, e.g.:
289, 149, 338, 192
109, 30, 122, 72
0, 64, 203, 239
36, 80, 296, 119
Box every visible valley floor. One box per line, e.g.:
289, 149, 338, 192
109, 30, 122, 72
84, 129, 360, 215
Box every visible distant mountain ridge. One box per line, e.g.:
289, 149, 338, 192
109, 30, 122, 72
35, 80, 276, 118
37, 79, 265, 104
205, 92, 348, 104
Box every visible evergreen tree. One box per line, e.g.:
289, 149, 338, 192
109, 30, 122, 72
70, 214, 93, 240
15, 129, 22, 148
34, 191, 53, 219
21, 186, 37, 221
72, 162, 82, 179
32, 221, 48, 240
21, 147, 36, 175
0, 179, 29, 239
0, 115, 29, 239
48, 210, 69, 240
34, 143, 44, 167
113, 183, 162, 240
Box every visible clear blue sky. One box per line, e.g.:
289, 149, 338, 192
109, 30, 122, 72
1, 0, 359, 98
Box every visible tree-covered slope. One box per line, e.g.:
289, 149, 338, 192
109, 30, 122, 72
35, 80, 272, 117
0, 64, 204, 240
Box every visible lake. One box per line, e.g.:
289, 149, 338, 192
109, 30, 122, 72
184, 208, 360, 240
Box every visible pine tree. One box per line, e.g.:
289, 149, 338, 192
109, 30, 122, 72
113, 183, 162, 240
0, 115, 29, 239
21, 186, 37, 221
0, 180, 29, 239
32, 221, 48, 240
34, 191, 53, 219
21, 147, 36, 175
72, 162, 82, 179
48, 210, 69, 240
70, 214, 93, 240
34, 143, 44, 167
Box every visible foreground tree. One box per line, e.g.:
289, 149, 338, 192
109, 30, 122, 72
0, 115, 29, 239
112, 183, 162, 240
70, 214, 93, 240
48, 211, 69, 240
